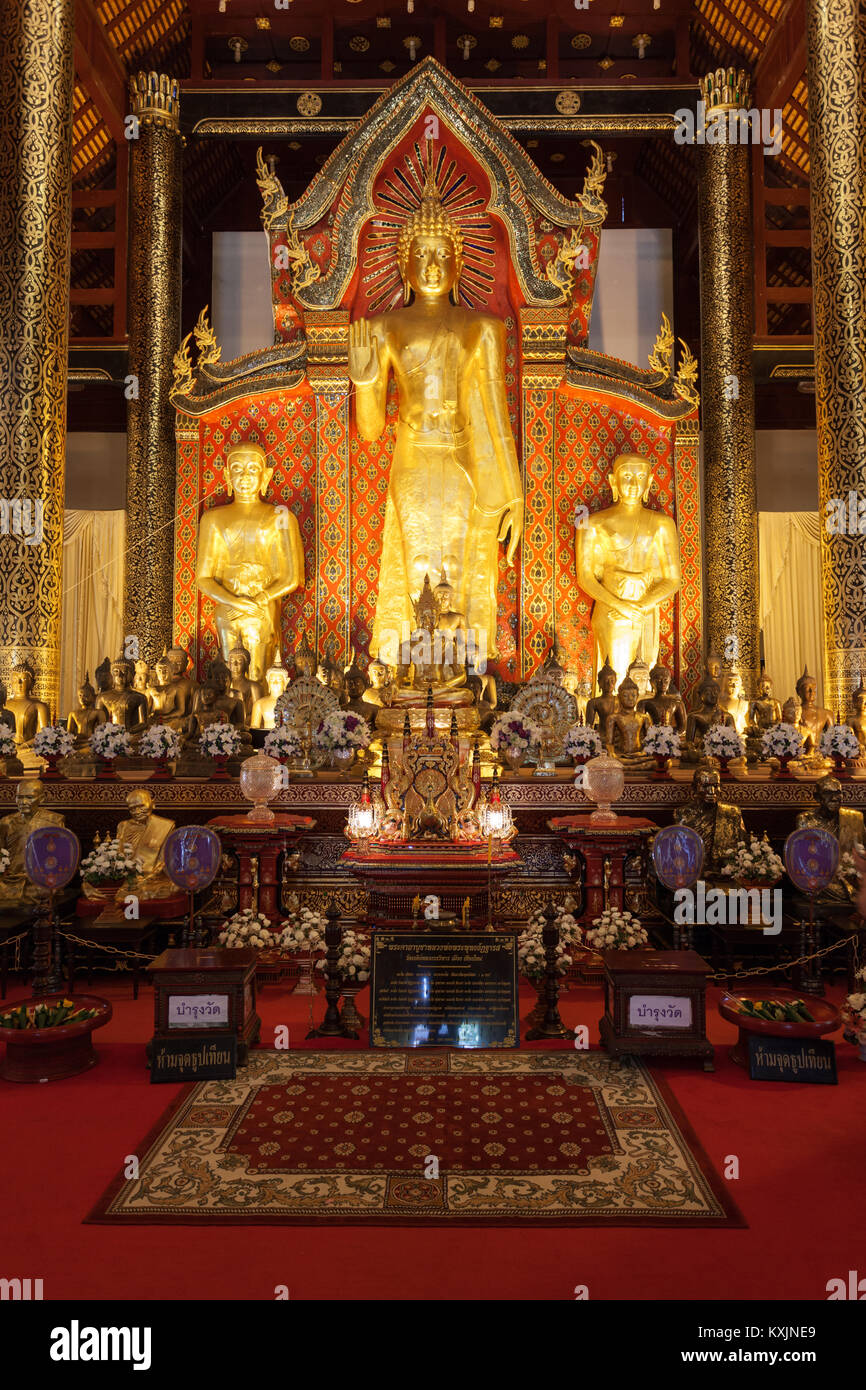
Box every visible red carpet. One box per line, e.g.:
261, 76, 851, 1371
0, 974, 862, 1300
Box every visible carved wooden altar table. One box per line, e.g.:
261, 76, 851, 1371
208, 814, 315, 919
341, 840, 521, 929
547, 815, 656, 925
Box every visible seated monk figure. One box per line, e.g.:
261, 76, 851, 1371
639, 663, 686, 733
67, 673, 107, 746
250, 653, 291, 731
84, 789, 176, 903
606, 675, 652, 766
5, 661, 50, 746
0, 781, 65, 906
145, 653, 188, 731
674, 767, 746, 877
585, 657, 618, 733
796, 775, 866, 904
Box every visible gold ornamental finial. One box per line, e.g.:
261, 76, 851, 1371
580, 140, 607, 208
193, 306, 221, 367
129, 72, 181, 131
170, 333, 195, 400
673, 338, 700, 411
648, 312, 675, 379
699, 67, 751, 113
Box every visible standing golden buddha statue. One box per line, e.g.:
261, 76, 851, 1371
348, 145, 523, 666
576, 453, 682, 683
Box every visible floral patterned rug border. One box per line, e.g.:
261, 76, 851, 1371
87, 1050, 745, 1227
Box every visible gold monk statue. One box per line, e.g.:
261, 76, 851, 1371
115, 789, 176, 901
796, 775, 866, 904
348, 146, 523, 664
576, 453, 682, 683
195, 442, 304, 681
0, 780, 65, 906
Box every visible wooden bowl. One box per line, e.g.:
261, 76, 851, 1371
719, 987, 839, 1067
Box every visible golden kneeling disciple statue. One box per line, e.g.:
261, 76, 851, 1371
348, 147, 523, 665
0, 781, 65, 906
576, 453, 682, 683
116, 790, 176, 901
195, 443, 304, 682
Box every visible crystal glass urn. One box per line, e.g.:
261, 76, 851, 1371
239, 752, 284, 824
583, 753, 625, 825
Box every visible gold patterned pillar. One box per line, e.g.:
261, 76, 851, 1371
807, 0, 866, 714
0, 0, 74, 713
125, 73, 183, 660
697, 69, 759, 689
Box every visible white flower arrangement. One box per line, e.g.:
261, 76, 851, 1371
517, 904, 583, 980
0, 847, 10, 877
838, 847, 865, 886
643, 724, 682, 757
32, 723, 75, 759
217, 909, 275, 950
277, 906, 328, 955
819, 724, 861, 760
585, 907, 648, 951
761, 722, 804, 759
79, 836, 143, 885
564, 724, 602, 760
703, 724, 745, 760
264, 725, 303, 761
315, 928, 371, 984
199, 723, 241, 758
720, 834, 784, 885
90, 723, 132, 760
139, 723, 183, 761
842, 970, 866, 1044
0, 726, 15, 759
489, 712, 541, 754
313, 709, 371, 754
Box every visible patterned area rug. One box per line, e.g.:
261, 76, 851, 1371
89, 1050, 744, 1226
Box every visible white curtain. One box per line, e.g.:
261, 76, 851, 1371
758, 511, 824, 707
60, 510, 126, 715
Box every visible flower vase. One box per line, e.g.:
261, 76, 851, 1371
340, 981, 366, 1032
150, 756, 173, 781
40, 752, 64, 782
773, 754, 792, 780
85, 879, 126, 908
503, 748, 525, 773
292, 949, 317, 996
832, 753, 851, 780
331, 749, 355, 773
95, 756, 117, 781
717, 755, 730, 777
652, 754, 669, 780
572, 754, 590, 769
210, 753, 231, 781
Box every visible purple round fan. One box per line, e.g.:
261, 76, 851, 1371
652, 824, 704, 890
784, 826, 839, 895
24, 827, 81, 890
162, 825, 222, 893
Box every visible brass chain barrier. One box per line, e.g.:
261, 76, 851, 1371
709, 931, 860, 983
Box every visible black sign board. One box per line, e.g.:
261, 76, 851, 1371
150, 1031, 237, 1083
371, 931, 518, 1048
748, 1034, 837, 1084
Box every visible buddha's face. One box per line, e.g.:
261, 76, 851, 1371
228, 653, 248, 681
619, 685, 638, 711
227, 450, 267, 503
78, 685, 94, 708
703, 684, 719, 709
11, 670, 32, 698
267, 672, 289, 698
854, 694, 866, 716
758, 677, 772, 699
798, 679, 816, 705
652, 668, 671, 696
436, 583, 455, 610
368, 663, 386, 689
127, 790, 152, 825
611, 455, 651, 506
16, 781, 43, 819
110, 666, 129, 691
154, 658, 172, 685
167, 647, 189, 677
201, 685, 217, 709
722, 672, 743, 700
783, 698, 801, 723
406, 233, 457, 299
600, 672, 616, 696
695, 770, 720, 807
706, 657, 722, 680
817, 778, 842, 818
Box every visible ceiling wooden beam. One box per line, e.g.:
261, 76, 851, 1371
74, 0, 128, 144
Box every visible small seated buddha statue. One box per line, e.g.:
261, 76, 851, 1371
188, 681, 231, 736
145, 652, 189, 731
748, 672, 782, 735
683, 679, 736, 759
796, 665, 833, 747
718, 666, 749, 735
67, 673, 107, 746
95, 656, 148, 733
5, 660, 50, 746
250, 652, 291, 730
227, 644, 264, 725
639, 663, 686, 733
779, 695, 814, 756
846, 675, 866, 757
133, 659, 150, 695
166, 646, 196, 719
605, 675, 653, 768
585, 657, 618, 733
361, 659, 396, 710
574, 679, 592, 725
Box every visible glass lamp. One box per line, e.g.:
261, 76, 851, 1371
239, 751, 283, 823
347, 772, 380, 848
583, 752, 625, 824
478, 770, 514, 842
